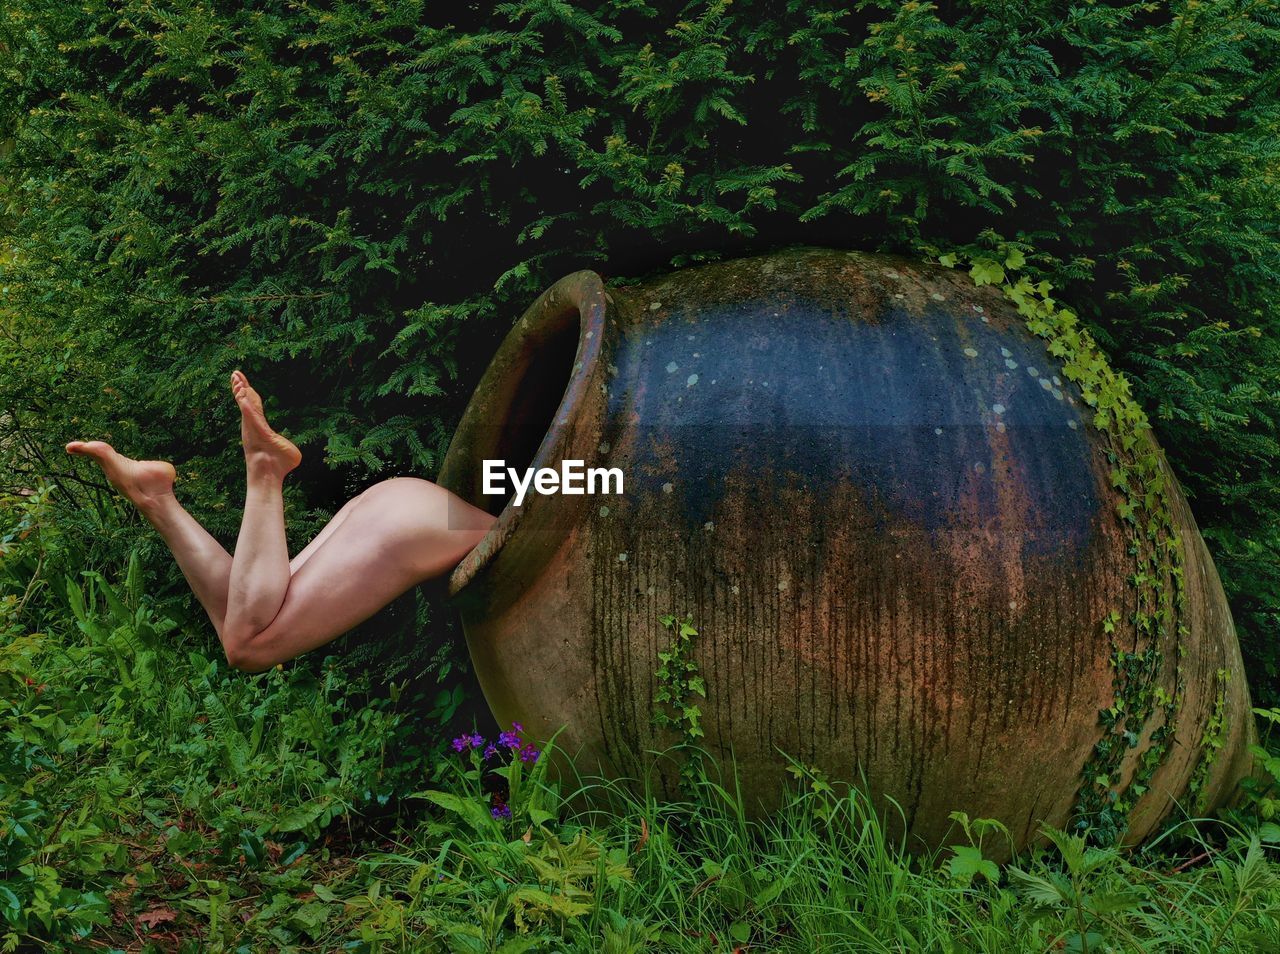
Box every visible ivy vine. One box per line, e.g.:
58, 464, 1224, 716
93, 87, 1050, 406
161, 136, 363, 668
942, 249, 1190, 845
1188, 669, 1231, 814
652, 613, 707, 793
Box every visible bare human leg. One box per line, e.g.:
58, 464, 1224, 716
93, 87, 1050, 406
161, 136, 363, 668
62, 441, 365, 633
67, 372, 496, 671
223, 369, 302, 642
226, 474, 494, 671
289, 491, 364, 574
63, 441, 234, 634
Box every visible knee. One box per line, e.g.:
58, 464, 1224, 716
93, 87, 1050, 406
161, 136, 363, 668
221, 631, 275, 674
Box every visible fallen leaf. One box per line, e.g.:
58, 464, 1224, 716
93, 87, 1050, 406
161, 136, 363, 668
136, 906, 177, 929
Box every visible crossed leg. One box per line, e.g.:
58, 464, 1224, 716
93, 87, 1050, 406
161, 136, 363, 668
66, 371, 495, 673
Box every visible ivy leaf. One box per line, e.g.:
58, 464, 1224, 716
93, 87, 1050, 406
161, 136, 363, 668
969, 259, 1005, 286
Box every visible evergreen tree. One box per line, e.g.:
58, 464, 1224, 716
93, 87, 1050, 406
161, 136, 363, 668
2, 1, 1278, 692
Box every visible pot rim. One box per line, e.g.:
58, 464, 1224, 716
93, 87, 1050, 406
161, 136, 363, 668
443, 268, 609, 596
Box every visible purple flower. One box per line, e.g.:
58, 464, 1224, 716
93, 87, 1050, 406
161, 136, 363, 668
483, 744, 499, 760
519, 744, 540, 764
498, 720, 528, 749
491, 803, 512, 820
451, 732, 488, 753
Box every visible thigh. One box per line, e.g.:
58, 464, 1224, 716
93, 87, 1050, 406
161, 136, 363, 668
288, 489, 366, 574
244, 478, 494, 669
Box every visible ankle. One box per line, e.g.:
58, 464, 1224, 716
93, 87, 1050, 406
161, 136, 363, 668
135, 489, 179, 521
245, 454, 290, 484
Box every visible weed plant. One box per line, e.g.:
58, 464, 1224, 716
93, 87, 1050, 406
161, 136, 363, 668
5, 491, 1280, 951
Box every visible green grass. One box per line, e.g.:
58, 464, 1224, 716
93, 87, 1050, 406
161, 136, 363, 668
5, 489, 1280, 952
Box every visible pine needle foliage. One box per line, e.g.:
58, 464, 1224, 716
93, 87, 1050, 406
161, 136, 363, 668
2, 1, 1279, 689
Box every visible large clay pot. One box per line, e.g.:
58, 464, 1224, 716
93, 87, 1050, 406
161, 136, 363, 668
438, 247, 1253, 853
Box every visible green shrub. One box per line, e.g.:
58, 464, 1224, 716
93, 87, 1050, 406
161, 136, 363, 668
5, 490, 1280, 950
0, 490, 421, 948
278, 744, 1280, 952
2, 1, 1278, 693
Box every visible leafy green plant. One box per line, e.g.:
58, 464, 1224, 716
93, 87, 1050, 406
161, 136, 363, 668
1189, 669, 1233, 812
945, 245, 1194, 843
2, 0, 1278, 698
1008, 827, 1143, 954
417, 722, 559, 833
652, 612, 707, 793
945, 811, 1011, 888
4, 2, 1280, 948
651, 613, 706, 746
0, 490, 412, 949
1240, 707, 1280, 821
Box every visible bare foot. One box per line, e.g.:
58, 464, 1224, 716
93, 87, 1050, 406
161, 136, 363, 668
65, 441, 177, 510
230, 370, 302, 479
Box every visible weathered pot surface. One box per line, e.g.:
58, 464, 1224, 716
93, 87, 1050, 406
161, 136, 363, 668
438, 247, 1254, 854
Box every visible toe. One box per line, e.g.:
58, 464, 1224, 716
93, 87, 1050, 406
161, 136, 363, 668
68, 441, 113, 463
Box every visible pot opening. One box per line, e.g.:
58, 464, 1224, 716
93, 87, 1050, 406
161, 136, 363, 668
441, 270, 608, 595
477, 312, 582, 514
439, 270, 608, 558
